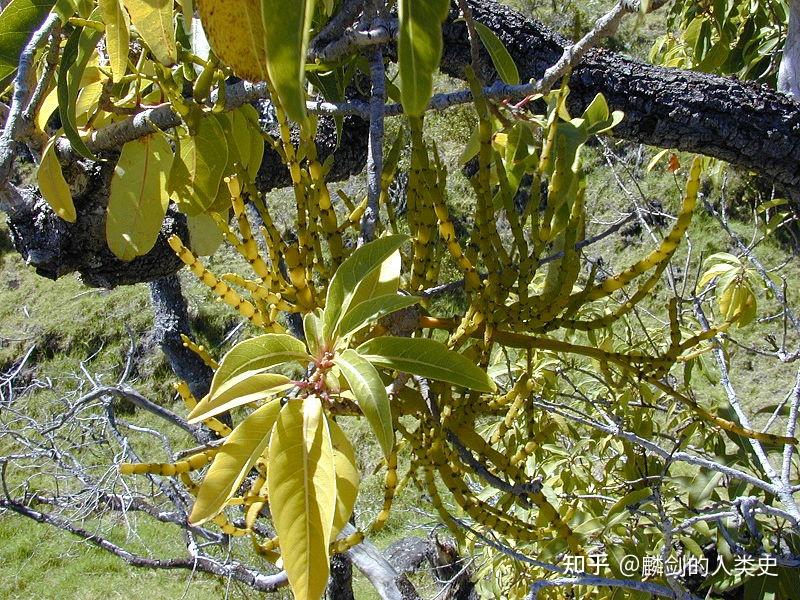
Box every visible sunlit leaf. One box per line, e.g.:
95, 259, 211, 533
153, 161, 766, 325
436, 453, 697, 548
189, 399, 281, 524
209, 333, 310, 397
188, 372, 292, 423
323, 235, 408, 345
268, 397, 336, 600
106, 133, 174, 261
357, 336, 496, 393
334, 348, 393, 459
336, 294, 419, 340
329, 418, 358, 539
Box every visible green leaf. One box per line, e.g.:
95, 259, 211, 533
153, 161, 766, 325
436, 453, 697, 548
261, 0, 315, 128
357, 337, 496, 393
196, 0, 268, 81
189, 398, 281, 524
397, 0, 449, 116
329, 418, 358, 539
268, 397, 336, 600
186, 213, 223, 256
336, 294, 419, 340
474, 21, 519, 85
98, 0, 128, 82
121, 0, 176, 65
349, 248, 403, 310
106, 133, 174, 261
304, 309, 324, 358
169, 116, 229, 215
322, 235, 408, 345
606, 487, 652, 519
334, 349, 394, 459
37, 137, 76, 222
0, 0, 56, 90
209, 333, 310, 397
188, 372, 292, 423
57, 23, 102, 160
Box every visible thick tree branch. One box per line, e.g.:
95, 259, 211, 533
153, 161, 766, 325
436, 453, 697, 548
443, 0, 800, 200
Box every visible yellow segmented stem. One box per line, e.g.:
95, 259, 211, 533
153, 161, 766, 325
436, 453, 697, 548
120, 449, 218, 476
230, 191, 273, 282
252, 535, 281, 562
368, 453, 398, 534
168, 235, 273, 330
585, 158, 700, 301
648, 376, 796, 445
179, 334, 219, 370
330, 531, 365, 554
212, 512, 248, 537
221, 274, 296, 312
174, 382, 232, 437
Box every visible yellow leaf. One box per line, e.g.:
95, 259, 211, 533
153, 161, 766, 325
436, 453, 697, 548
38, 138, 76, 223
75, 80, 104, 127
168, 117, 229, 215
189, 399, 281, 525
209, 333, 310, 398
268, 397, 337, 600
196, 0, 268, 82
329, 419, 358, 539
106, 133, 174, 261
122, 0, 177, 66
188, 371, 292, 423
99, 0, 130, 82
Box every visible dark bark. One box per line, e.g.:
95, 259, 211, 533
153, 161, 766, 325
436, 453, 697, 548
149, 274, 213, 398
6, 161, 187, 288
326, 553, 355, 600
445, 1, 800, 198
6, 0, 800, 288
4, 111, 367, 288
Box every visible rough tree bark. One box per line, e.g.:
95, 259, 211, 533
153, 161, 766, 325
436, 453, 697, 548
148, 274, 213, 398
442, 1, 800, 196
4, 111, 368, 288
3, 0, 800, 289
779, 0, 800, 98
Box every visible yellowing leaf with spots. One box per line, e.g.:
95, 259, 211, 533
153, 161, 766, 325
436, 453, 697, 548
106, 133, 174, 261
122, 0, 176, 66
189, 399, 281, 525
268, 397, 337, 600
196, 0, 268, 81
38, 137, 76, 223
